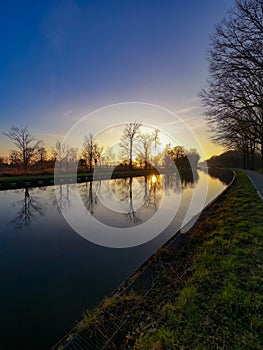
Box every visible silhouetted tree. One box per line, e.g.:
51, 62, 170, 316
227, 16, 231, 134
121, 122, 141, 169
9, 150, 22, 168
93, 144, 104, 167
64, 147, 78, 171
200, 0, 263, 170
137, 129, 160, 169
137, 133, 153, 169
37, 147, 47, 170
52, 140, 66, 171
82, 134, 99, 173
3, 126, 43, 171
164, 144, 186, 167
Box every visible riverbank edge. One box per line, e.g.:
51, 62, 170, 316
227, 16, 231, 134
0, 168, 165, 191
126, 171, 263, 349
50, 171, 252, 350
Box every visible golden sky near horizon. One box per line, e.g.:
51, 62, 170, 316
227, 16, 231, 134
0, 104, 225, 162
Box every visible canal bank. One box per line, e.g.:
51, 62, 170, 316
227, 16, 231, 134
0, 169, 159, 191
51, 171, 262, 349
0, 169, 230, 350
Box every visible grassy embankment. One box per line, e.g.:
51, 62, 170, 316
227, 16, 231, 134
68, 172, 262, 349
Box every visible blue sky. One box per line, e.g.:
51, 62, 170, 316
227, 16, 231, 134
0, 0, 236, 158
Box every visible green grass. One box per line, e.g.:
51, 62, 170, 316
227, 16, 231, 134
77, 293, 142, 332
53, 172, 263, 349
0, 173, 54, 183
129, 172, 263, 349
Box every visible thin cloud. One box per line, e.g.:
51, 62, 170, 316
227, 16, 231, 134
175, 105, 203, 115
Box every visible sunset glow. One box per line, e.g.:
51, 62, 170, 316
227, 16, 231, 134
0, 0, 235, 162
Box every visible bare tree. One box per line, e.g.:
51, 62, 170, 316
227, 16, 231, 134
93, 144, 104, 167
52, 140, 66, 171
136, 129, 160, 169
200, 0, 263, 170
37, 147, 47, 170
121, 122, 141, 169
3, 126, 43, 172
137, 133, 153, 169
103, 147, 116, 167
64, 147, 78, 171
82, 134, 100, 172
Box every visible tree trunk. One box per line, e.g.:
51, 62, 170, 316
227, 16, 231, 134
249, 140, 255, 170
130, 140, 133, 169
250, 150, 255, 170
23, 150, 27, 172
242, 153, 246, 169
89, 153, 92, 173
246, 148, 250, 170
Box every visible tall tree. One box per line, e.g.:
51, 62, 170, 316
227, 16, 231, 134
4, 126, 43, 172
52, 140, 66, 171
82, 134, 100, 172
103, 147, 116, 167
164, 144, 186, 164
137, 133, 153, 169
64, 147, 78, 171
93, 144, 104, 167
137, 129, 160, 169
37, 147, 47, 170
121, 122, 141, 169
200, 0, 263, 171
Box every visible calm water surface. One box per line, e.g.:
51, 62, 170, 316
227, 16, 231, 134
0, 169, 230, 349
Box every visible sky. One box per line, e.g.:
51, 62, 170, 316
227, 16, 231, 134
0, 0, 236, 160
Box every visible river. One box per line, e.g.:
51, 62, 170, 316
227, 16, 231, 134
0, 169, 231, 349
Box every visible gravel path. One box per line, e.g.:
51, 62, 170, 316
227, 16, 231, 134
242, 170, 263, 201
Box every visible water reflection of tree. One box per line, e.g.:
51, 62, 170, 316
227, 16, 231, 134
163, 173, 182, 194
126, 177, 142, 224
163, 170, 199, 193
180, 169, 199, 188
110, 175, 163, 224
206, 168, 232, 185
110, 177, 142, 224
143, 175, 162, 212
9, 188, 46, 229
52, 184, 74, 213
79, 181, 101, 215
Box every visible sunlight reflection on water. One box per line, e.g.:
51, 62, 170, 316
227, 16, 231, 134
0, 169, 230, 350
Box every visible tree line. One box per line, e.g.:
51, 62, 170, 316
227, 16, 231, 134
1, 123, 200, 173
201, 0, 263, 171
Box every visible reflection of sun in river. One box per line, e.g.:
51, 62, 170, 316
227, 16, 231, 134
151, 175, 157, 184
